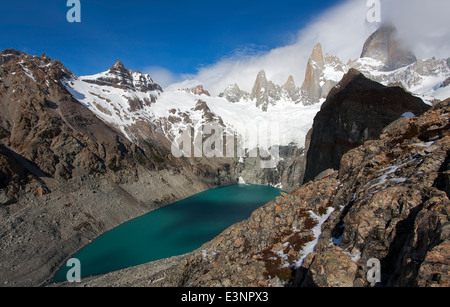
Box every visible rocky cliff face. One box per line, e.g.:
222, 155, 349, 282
151, 98, 450, 288
2, 21, 449, 287
361, 24, 417, 71
221, 70, 305, 110
0, 50, 226, 286
303, 69, 431, 183
296, 99, 450, 287
219, 83, 249, 103
301, 43, 347, 104
0, 50, 152, 181
182, 85, 211, 96
219, 25, 447, 111
250, 70, 282, 112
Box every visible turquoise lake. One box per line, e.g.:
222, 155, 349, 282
53, 184, 281, 282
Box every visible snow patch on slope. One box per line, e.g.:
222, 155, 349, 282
153, 90, 322, 149
63, 77, 159, 141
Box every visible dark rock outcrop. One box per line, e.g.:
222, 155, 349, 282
303, 69, 430, 183
154, 98, 450, 288
0, 144, 48, 206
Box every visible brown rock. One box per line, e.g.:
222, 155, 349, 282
303, 69, 430, 183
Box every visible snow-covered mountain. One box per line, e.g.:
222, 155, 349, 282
61, 24, 450, 189
63, 61, 163, 142
218, 25, 449, 110
63, 64, 320, 152
350, 57, 450, 103
360, 24, 417, 71
300, 43, 347, 104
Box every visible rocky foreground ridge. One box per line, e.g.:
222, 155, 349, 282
73, 76, 450, 287
1, 25, 448, 288
303, 69, 431, 183
154, 99, 450, 287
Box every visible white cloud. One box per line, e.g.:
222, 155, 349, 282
380, 0, 450, 60
165, 0, 450, 95
143, 66, 180, 88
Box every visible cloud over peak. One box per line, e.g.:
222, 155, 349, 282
166, 0, 450, 95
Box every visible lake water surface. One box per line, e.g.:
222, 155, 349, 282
53, 184, 281, 282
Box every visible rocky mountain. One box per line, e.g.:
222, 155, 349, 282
81, 60, 163, 93
182, 85, 211, 96
75, 97, 450, 288
220, 70, 305, 110
219, 25, 449, 110
303, 69, 431, 183
301, 43, 347, 103
351, 56, 450, 104
63, 62, 164, 144
300, 25, 449, 106
360, 24, 417, 71
0, 49, 152, 181
250, 70, 284, 112
218, 83, 249, 103
160, 82, 448, 288
0, 49, 235, 286
1, 22, 449, 288
217, 43, 346, 109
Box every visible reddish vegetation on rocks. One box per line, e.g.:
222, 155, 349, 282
158, 98, 450, 287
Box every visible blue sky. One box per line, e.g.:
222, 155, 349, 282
0, 0, 341, 77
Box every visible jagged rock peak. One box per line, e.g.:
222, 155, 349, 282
303, 68, 431, 183
81, 60, 163, 93
301, 44, 323, 96
254, 69, 268, 83
193, 99, 225, 126
251, 69, 281, 111
109, 60, 127, 73
183, 85, 211, 96
219, 83, 249, 103
283, 75, 296, 88
1, 48, 22, 56
251, 69, 268, 98
310, 43, 324, 64
361, 24, 417, 71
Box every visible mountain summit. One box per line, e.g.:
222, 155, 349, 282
250, 69, 281, 111
81, 61, 163, 93
360, 24, 417, 71
301, 43, 346, 103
